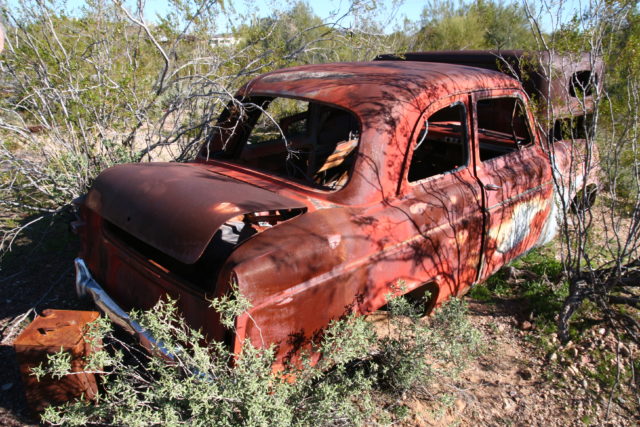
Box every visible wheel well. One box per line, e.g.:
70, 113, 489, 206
571, 183, 598, 212
404, 281, 440, 315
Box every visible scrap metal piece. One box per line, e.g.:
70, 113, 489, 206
13, 309, 99, 412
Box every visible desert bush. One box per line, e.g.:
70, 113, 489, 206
519, 0, 640, 346
0, 0, 402, 218
410, 0, 536, 51
33, 292, 482, 426
376, 296, 482, 393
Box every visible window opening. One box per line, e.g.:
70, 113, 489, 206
552, 114, 594, 142
203, 97, 360, 191
477, 97, 532, 161
408, 103, 468, 182
570, 70, 596, 98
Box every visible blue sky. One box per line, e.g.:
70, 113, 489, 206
4, 0, 424, 27
5, 0, 577, 33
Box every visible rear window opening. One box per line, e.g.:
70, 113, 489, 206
552, 114, 594, 142
104, 208, 305, 290
201, 97, 361, 191
570, 70, 597, 97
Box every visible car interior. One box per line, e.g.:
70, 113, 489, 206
208, 98, 360, 191
477, 97, 532, 161
408, 103, 468, 182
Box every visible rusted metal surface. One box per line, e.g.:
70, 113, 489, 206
375, 50, 604, 119
74, 258, 175, 360
13, 309, 99, 412
75, 60, 598, 366
86, 162, 306, 264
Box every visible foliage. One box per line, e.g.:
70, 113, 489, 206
410, 0, 535, 50
377, 295, 483, 393
0, 0, 401, 222
520, 0, 640, 347
469, 247, 570, 337
35, 293, 482, 426
208, 282, 252, 329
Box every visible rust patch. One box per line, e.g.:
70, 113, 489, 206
13, 310, 100, 413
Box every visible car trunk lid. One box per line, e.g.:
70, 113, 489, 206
85, 162, 307, 264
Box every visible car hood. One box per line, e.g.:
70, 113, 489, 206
85, 162, 307, 264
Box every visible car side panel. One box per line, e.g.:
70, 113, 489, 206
229, 175, 482, 363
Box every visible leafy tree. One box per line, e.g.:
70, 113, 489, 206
412, 0, 534, 50
473, 0, 536, 49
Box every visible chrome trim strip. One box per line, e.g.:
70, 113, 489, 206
74, 258, 173, 360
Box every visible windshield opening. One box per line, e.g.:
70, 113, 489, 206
200, 96, 360, 191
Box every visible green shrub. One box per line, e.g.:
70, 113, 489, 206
35, 292, 482, 426
468, 284, 493, 301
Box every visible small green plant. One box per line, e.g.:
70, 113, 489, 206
375, 294, 482, 395
468, 284, 492, 301
208, 282, 252, 329
512, 248, 563, 279
31, 350, 72, 381
483, 273, 513, 297
476, 247, 569, 326
430, 392, 456, 420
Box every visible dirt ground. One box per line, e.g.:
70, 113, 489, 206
0, 211, 92, 426
0, 212, 637, 426
419, 301, 636, 426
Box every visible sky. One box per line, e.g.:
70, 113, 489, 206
4, 0, 425, 30
139, 0, 427, 32
5, 0, 578, 33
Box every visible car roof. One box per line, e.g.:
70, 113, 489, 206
374, 51, 603, 118
238, 61, 520, 120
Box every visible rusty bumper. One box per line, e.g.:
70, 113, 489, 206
74, 258, 172, 359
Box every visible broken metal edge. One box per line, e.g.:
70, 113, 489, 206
74, 258, 173, 360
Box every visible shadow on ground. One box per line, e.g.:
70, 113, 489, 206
0, 210, 93, 425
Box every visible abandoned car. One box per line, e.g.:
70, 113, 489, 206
73, 58, 599, 363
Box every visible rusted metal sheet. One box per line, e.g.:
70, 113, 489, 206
86, 162, 306, 264
14, 309, 100, 412
75, 59, 599, 368
239, 61, 518, 116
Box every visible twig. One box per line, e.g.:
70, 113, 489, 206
0, 266, 72, 344
604, 338, 622, 420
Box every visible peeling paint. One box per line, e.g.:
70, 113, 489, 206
262, 71, 355, 83
410, 202, 427, 215
491, 197, 549, 254
327, 234, 341, 249
536, 190, 560, 247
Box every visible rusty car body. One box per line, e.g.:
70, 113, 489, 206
73, 58, 599, 364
